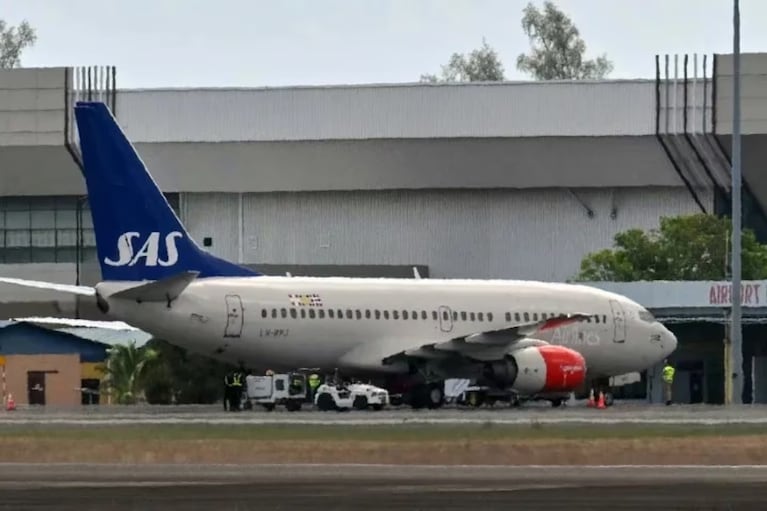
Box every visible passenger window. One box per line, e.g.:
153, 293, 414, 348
470, 312, 476, 321
384, 311, 390, 320
290, 309, 297, 319
355, 310, 361, 320
514, 313, 521, 322
346, 309, 353, 319
442, 310, 449, 321
421, 311, 427, 320
365, 310, 371, 319
595, 315, 600, 323
271, 309, 277, 318
603, 315, 607, 323
505, 312, 511, 322
412, 310, 418, 320
393, 310, 399, 320
403, 310, 409, 320
309, 309, 316, 319
300, 309, 306, 318
281, 308, 287, 318
488, 312, 493, 322
337, 309, 343, 319
532, 313, 538, 321
261, 309, 267, 318
523, 312, 529, 322
541, 312, 547, 320
329, 309, 335, 318
319, 309, 325, 319
461, 311, 467, 321
452, 311, 458, 321
432, 311, 438, 320
375, 310, 381, 319
478, 312, 484, 321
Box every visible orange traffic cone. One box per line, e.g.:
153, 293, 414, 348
5, 393, 15, 411
597, 391, 606, 409
587, 388, 595, 407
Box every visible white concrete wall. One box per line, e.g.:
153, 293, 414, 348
117, 80, 658, 143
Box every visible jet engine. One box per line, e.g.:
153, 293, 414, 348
482, 344, 586, 394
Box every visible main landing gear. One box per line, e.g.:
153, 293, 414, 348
405, 382, 445, 409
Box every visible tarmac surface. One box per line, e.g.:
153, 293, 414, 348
3, 402, 767, 425
0, 463, 764, 510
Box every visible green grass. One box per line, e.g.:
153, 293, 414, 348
0, 422, 766, 441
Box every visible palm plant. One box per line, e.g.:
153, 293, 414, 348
101, 341, 159, 404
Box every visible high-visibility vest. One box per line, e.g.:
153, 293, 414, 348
662, 365, 675, 383
308, 374, 320, 388
232, 373, 243, 387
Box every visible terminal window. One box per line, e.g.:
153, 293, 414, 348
0, 194, 179, 264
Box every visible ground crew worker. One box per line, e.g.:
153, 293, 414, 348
662, 359, 675, 405
223, 372, 233, 411
231, 369, 244, 411
308, 373, 320, 403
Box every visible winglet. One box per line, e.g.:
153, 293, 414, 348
108, 271, 199, 303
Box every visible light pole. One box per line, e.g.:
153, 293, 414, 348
730, 0, 744, 404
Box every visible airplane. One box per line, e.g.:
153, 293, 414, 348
0, 101, 677, 409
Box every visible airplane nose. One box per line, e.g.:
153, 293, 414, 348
664, 328, 677, 355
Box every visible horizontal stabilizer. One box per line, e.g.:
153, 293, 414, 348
0, 277, 95, 296
109, 271, 199, 303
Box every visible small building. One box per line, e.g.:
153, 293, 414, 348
0, 320, 111, 406
588, 280, 767, 405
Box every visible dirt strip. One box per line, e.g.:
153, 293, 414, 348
2, 436, 767, 465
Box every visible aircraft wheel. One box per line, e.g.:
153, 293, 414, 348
427, 383, 444, 409
316, 393, 335, 411
353, 395, 368, 411
409, 385, 429, 409
604, 392, 615, 407
372, 404, 383, 411
261, 403, 275, 412
550, 398, 563, 408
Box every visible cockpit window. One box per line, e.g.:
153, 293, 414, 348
638, 309, 655, 322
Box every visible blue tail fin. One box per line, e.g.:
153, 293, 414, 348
74, 101, 261, 281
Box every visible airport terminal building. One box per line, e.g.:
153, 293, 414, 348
1, 53, 767, 404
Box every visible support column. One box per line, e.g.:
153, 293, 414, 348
724, 310, 732, 405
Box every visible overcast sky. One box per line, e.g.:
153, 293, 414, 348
4, 0, 766, 89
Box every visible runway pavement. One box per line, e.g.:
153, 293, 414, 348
0, 463, 764, 510
3, 402, 767, 425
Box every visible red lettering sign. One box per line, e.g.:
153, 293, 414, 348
709, 283, 762, 305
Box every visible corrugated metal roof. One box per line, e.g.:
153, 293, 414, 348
0, 320, 151, 347
57, 327, 152, 348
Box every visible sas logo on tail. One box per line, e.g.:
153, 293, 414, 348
104, 231, 183, 267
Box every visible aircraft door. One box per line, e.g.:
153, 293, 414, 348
224, 294, 244, 338
438, 305, 453, 333
609, 299, 626, 343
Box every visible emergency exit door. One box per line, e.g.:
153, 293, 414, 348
438, 305, 453, 333
224, 294, 244, 338
609, 299, 626, 343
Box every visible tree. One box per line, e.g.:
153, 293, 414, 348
142, 339, 236, 405
516, 1, 613, 80
101, 341, 159, 404
420, 39, 505, 83
0, 19, 36, 69
575, 214, 767, 282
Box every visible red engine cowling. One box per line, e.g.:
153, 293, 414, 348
508, 345, 587, 395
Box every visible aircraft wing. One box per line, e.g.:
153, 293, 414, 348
0, 277, 95, 296
338, 312, 592, 370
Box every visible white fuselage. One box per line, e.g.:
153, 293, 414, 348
98, 276, 676, 379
